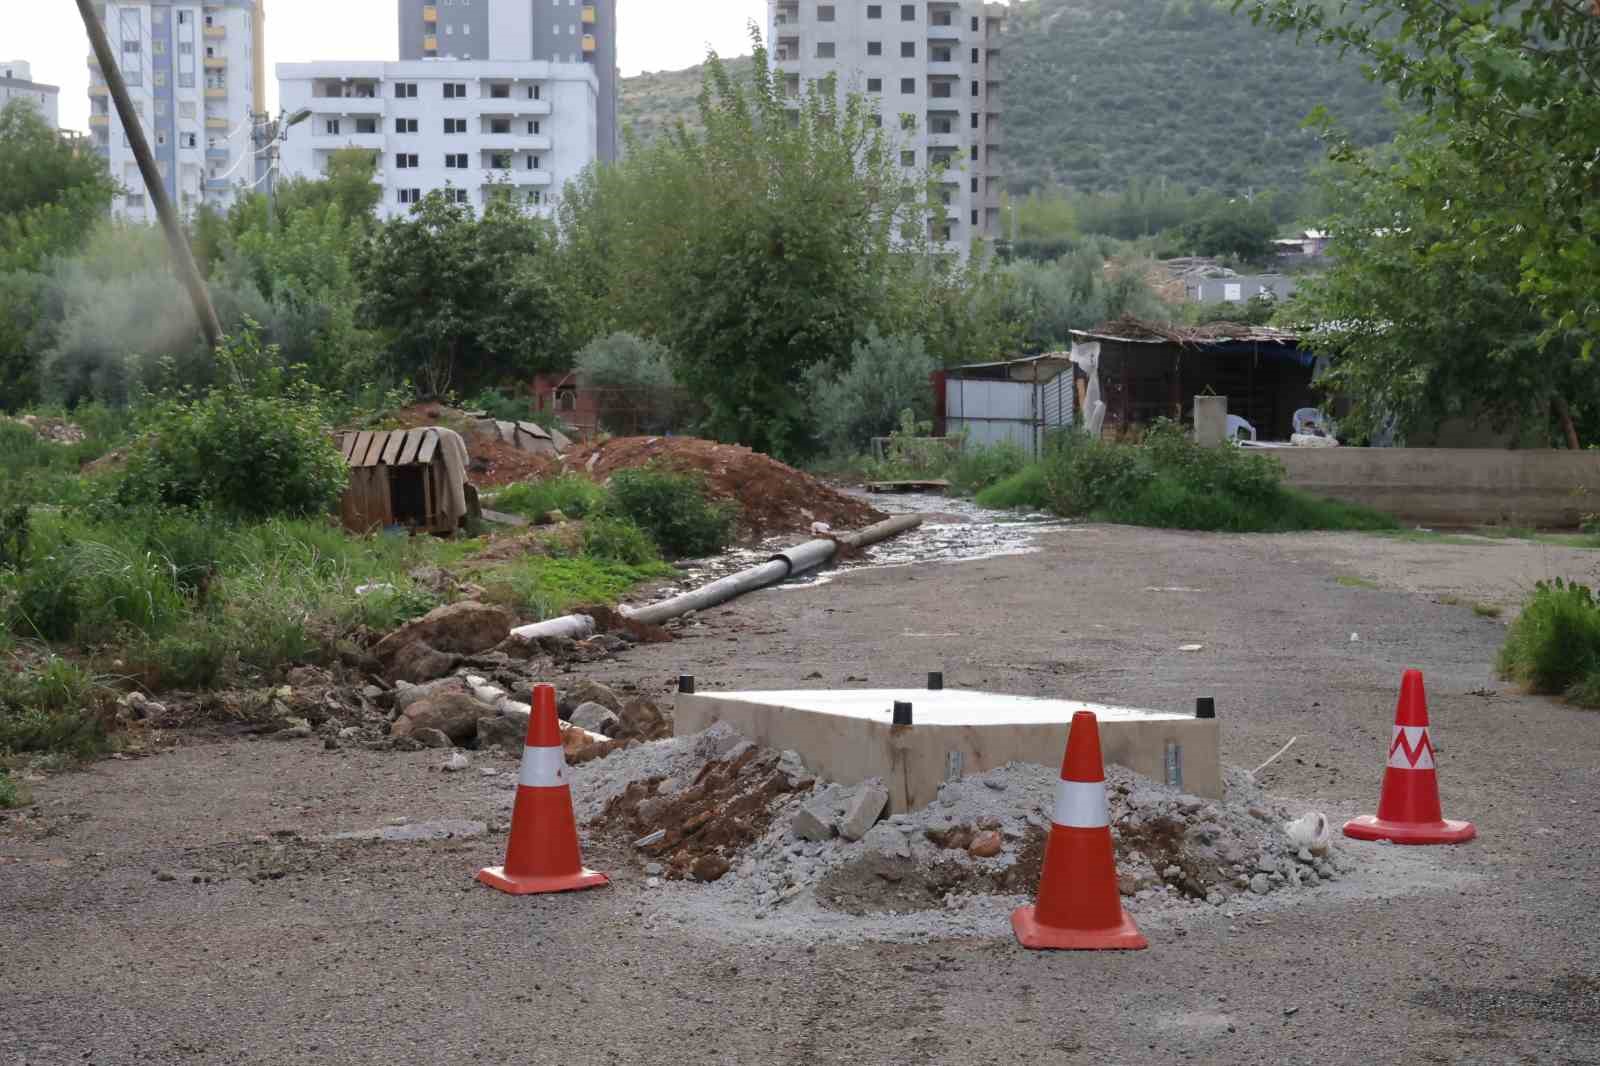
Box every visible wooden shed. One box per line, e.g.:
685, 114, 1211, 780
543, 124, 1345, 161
335, 427, 470, 535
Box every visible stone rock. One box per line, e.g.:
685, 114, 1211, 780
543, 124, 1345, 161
615, 698, 666, 740
393, 677, 468, 713
375, 601, 513, 660
560, 678, 621, 717
273, 723, 313, 740
644, 862, 665, 877
1249, 873, 1271, 895
968, 830, 1003, 858
569, 701, 620, 736
1298, 847, 1314, 863
476, 715, 525, 751
442, 752, 470, 772
983, 775, 1008, 791
792, 802, 836, 843
838, 780, 889, 842
384, 640, 461, 685
391, 692, 485, 743
1118, 873, 1139, 897
862, 822, 911, 859
1206, 891, 1226, 906
413, 727, 453, 749
690, 854, 731, 882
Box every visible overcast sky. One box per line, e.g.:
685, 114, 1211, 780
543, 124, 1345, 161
30, 1, 767, 134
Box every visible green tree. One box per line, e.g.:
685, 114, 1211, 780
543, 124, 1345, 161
0, 100, 119, 274
557, 36, 940, 459
357, 190, 563, 395
1240, 0, 1600, 445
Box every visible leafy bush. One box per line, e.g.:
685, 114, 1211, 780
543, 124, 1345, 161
974, 464, 1048, 510
949, 441, 1030, 496
1498, 579, 1600, 706
583, 516, 661, 566
492, 475, 605, 520
0, 654, 110, 757
575, 332, 676, 391
467, 386, 538, 423
0, 770, 18, 808
603, 466, 733, 559
806, 331, 937, 456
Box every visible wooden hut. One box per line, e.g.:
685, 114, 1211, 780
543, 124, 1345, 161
335, 427, 470, 535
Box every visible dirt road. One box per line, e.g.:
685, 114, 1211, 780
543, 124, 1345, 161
4, 525, 1599, 1065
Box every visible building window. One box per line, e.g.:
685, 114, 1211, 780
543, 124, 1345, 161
901, 41, 915, 58
900, 77, 915, 94
396, 117, 418, 133
867, 3, 881, 16
972, 48, 980, 63
816, 42, 835, 59
443, 82, 466, 98
901, 149, 915, 167
444, 118, 467, 133
527, 120, 540, 134
180, 132, 197, 148
869, 113, 881, 127
448, 188, 468, 204
325, 119, 341, 135
178, 10, 190, 23
972, 80, 980, 97
179, 41, 194, 56
529, 190, 542, 205
445, 153, 468, 168
528, 85, 541, 99
487, 118, 509, 134
397, 153, 418, 168
971, 16, 980, 31
396, 82, 418, 98
901, 4, 915, 21
900, 113, 917, 131
971, 112, 979, 129
490, 153, 511, 169
971, 209, 979, 225
867, 41, 882, 56
356, 118, 378, 134
970, 145, 978, 161
817, 5, 835, 21
180, 102, 195, 119
490, 82, 510, 98
126, 193, 146, 208
866, 77, 882, 92
399, 188, 420, 204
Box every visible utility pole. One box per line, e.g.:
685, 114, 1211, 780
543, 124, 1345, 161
75, 0, 223, 352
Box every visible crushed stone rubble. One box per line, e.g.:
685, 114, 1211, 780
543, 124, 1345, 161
562, 723, 1351, 940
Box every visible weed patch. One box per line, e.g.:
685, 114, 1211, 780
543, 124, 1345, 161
1336, 575, 1380, 589
604, 466, 733, 558
491, 475, 605, 520
0, 653, 111, 757
1498, 579, 1600, 706
478, 556, 671, 618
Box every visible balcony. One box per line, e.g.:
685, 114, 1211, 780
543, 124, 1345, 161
89, 82, 108, 96
483, 172, 551, 189
204, 56, 226, 70
480, 100, 551, 118
422, 4, 437, 20
89, 113, 109, 127
582, 34, 596, 53
205, 178, 231, 191
424, 35, 438, 51
205, 116, 228, 129
204, 24, 225, 38
925, 131, 963, 149
205, 87, 227, 99
206, 147, 229, 160
582, 4, 596, 24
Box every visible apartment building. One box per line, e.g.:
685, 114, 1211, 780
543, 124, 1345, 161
88, 1, 267, 222
395, 0, 618, 163
275, 60, 598, 220
1, 61, 61, 129
769, 0, 1006, 253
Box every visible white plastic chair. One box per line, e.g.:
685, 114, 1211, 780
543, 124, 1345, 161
1225, 414, 1257, 442
1292, 408, 1332, 436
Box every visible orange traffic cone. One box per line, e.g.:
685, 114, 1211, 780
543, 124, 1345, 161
1012, 711, 1148, 951
1344, 669, 1476, 845
477, 683, 609, 895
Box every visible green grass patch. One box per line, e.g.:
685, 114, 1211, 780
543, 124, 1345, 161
1497, 578, 1600, 707
490, 475, 606, 521
0, 653, 112, 758
0, 770, 20, 808
974, 465, 1049, 510
1336, 575, 1380, 589
478, 555, 671, 618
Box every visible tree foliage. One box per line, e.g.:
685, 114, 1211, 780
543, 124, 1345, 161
557, 36, 954, 459
0, 100, 119, 275
357, 190, 564, 396
1241, 0, 1600, 445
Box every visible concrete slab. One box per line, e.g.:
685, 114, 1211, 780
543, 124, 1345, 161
673, 689, 1221, 811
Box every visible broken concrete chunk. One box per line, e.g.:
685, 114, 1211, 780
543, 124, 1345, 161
442, 752, 470, 771
861, 822, 911, 859
476, 715, 525, 751
561, 678, 621, 717
412, 727, 453, 749
569, 701, 620, 736
967, 830, 1003, 858
390, 692, 484, 743
838, 780, 889, 842
792, 802, 836, 843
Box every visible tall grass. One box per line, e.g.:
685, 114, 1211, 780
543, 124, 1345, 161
1498, 578, 1600, 707
975, 423, 1397, 533
490, 475, 606, 520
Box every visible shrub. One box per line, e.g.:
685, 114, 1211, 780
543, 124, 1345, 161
603, 466, 733, 559
949, 441, 1029, 496
974, 464, 1049, 510
1498, 579, 1600, 705
575, 332, 675, 391
0, 770, 18, 808
467, 386, 536, 423
806, 331, 937, 456
492, 475, 606, 520
0, 654, 110, 757
583, 516, 661, 566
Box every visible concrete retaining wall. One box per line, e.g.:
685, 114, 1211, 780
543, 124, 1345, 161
1270, 448, 1600, 528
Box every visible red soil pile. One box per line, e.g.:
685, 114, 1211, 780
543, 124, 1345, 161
557, 436, 886, 538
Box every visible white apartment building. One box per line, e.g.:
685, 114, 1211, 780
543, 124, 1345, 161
769, 0, 1007, 253
88, 1, 267, 222
275, 61, 598, 220
1, 61, 61, 129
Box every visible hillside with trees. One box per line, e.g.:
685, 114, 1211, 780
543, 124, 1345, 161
1000, 0, 1400, 195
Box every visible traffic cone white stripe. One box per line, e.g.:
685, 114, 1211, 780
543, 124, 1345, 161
1053, 779, 1110, 829
518, 744, 567, 788
1387, 725, 1434, 770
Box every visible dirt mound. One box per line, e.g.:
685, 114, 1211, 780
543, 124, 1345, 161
559, 437, 886, 538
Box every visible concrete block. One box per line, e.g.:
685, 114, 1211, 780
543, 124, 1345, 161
1194, 395, 1229, 446
792, 801, 836, 842
675, 688, 1221, 812
838, 780, 889, 841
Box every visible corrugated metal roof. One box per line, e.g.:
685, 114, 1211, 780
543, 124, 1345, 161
1070, 315, 1300, 348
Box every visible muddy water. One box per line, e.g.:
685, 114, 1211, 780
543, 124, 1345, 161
642, 491, 1077, 601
